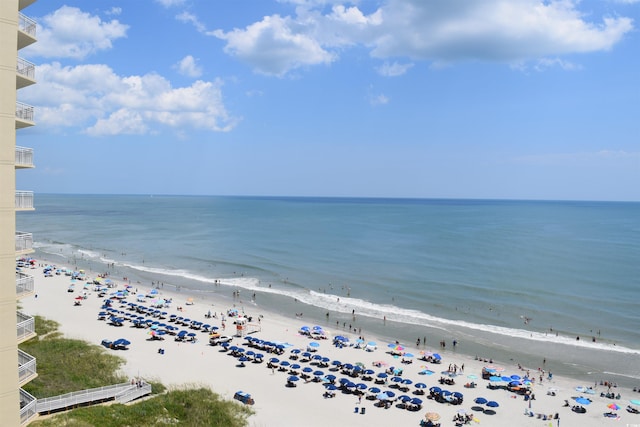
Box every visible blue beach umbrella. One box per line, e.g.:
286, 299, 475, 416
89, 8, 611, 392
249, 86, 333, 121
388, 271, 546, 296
574, 397, 591, 405
290, 363, 301, 370
486, 401, 500, 408
398, 395, 411, 402
288, 375, 300, 382
411, 397, 423, 405
474, 397, 488, 405
325, 384, 338, 390
302, 367, 313, 373
368, 386, 381, 394
415, 383, 427, 389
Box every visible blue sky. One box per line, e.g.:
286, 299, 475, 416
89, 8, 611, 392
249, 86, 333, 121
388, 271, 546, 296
17, 0, 640, 201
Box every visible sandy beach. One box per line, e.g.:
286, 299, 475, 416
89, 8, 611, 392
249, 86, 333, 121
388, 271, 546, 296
20, 262, 639, 427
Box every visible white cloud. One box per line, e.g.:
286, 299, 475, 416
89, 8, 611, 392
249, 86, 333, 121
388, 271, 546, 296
377, 61, 414, 77
106, 7, 122, 16
21, 62, 239, 136
23, 6, 128, 60
155, 0, 187, 7
212, 15, 335, 77
197, 0, 633, 76
175, 55, 203, 77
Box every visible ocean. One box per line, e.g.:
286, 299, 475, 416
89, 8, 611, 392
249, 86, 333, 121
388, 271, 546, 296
17, 194, 640, 387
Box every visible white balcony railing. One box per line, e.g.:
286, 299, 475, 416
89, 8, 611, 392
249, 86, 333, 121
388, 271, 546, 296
18, 349, 37, 385
17, 57, 35, 80
16, 191, 34, 210
16, 271, 35, 298
16, 102, 35, 122
18, 13, 37, 37
17, 311, 35, 342
20, 388, 37, 425
15, 232, 33, 253
15, 146, 34, 168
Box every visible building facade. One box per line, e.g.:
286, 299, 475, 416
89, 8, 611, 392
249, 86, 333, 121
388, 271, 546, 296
0, 0, 38, 425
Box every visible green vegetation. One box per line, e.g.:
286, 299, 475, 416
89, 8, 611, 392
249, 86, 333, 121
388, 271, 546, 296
30, 387, 253, 427
20, 316, 128, 397
20, 316, 252, 426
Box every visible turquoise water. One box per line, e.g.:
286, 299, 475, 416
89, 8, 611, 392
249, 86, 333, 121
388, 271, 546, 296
18, 195, 640, 386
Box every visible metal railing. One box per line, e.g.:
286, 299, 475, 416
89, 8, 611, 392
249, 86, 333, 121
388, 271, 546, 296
20, 388, 37, 425
17, 311, 35, 342
17, 57, 35, 80
15, 146, 34, 167
36, 382, 151, 414
18, 13, 37, 37
16, 271, 35, 297
115, 383, 153, 403
16, 191, 34, 210
16, 102, 35, 122
15, 231, 33, 253
18, 349, 37, 385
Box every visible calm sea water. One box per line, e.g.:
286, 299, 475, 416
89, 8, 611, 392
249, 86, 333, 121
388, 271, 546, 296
17, 194, 640, 386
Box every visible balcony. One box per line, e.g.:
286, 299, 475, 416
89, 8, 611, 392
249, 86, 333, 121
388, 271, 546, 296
18, 349, 37, 386
16, 191, 34, 211
16, 271, 35, 299
18, 13, 37, 49
20, 388, 37, 425
15, 146, 34, 168
20, 0, 38, 11
17, 312, 36, 344
15, 231, 33, 255
16, 102, 35, 129
17, 57, 36, 89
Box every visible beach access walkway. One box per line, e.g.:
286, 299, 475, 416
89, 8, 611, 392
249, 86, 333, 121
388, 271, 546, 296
35, 381, 152, 415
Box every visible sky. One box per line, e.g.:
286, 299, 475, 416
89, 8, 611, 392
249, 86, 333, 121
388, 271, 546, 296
16, 0, 640, 201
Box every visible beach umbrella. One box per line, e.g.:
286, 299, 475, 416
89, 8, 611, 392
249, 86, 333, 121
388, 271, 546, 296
377, 392, 390, 400
313, 370, 324, 377
631, 400, 640, 406
510, 374, 521, 381
368, 387, 381, 394
288, 375, 300, 382
312, 354, 322, 360
432, 353, 442, 360
363, 369, 375, 375
429, 386, 441, 393
325, 374, 336, 381
291, 348, 301, 354
607, 403, 620, 411
332, 360, 342, 367
474, 397, 487, 405
398, 395, 411, 402
238, 356, 248, 362
411, 397, 423, 405
325, 384, 338, 390
386, 391, 396, 398
356, 383, 367, 390
425, 412, 441, 421
391, 376, 403, 383
290, 363, 301, 370
377, 372, 388, 379
404, 353, 414, 358
280, 360, 290, 367
489, 376, 503, 382
269, 357, 280, 363
302, 367, 313, 373
308, 342, 320, 348
501, 376, 512, 382
402, 378, 413, 385
574, 397, 591, 405
486, 401, 499, 408
415, 383, 427, 390
367, 341, 377, 347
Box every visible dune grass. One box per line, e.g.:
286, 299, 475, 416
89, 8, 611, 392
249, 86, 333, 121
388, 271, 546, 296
20, 316, 129, 398
29, 387, 253, 427
20, 316, 252, 426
